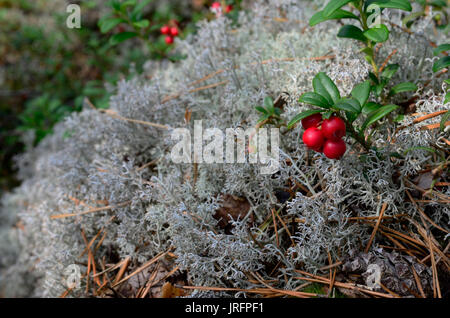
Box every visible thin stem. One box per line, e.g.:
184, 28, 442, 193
343, 118, 371, 151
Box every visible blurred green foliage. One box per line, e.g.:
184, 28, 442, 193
0, 0, 241, 191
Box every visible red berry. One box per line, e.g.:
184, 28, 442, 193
165, 36, 174, 44
322, 116, 346, 141
160, 25, 170, 35
170, 27, 179, 37
302, 127, 324, 150
301, 113, 323, 130
323, 139, 346, 159
211, 2, 221, 9
225, 4, 233, 13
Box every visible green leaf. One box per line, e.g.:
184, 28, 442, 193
337, 25, 367, 42
323, 0, 354, 17
365, 0, 412, 12
110, 0, 121, 11
322, 111, 334, 119
258, 113, 271, 124
255, 106, 267, 114
360, 47, 374, 57
264, 96, 274, 111
373, 83, 385, 96
444, 91, 450, 104
368, 72, 379, 84
312, 72, 341, 105
132, 0, 153, 15
133, 19, 150, 28
120, 0, 137, 10
362, 102, 381, 115
109, 32, 138, 45
99, 17, 125, 33
274, 108, 282, 116
433, 44, 450, 56
361, 104, 399, 131
351, 81, 371, 106
389, 82, 417, 95
430, 0, 447, 8
403, 146, 436, 155
299, 92, 331, 108
381, 64, 399, 80
363, 24, 389, 42
440, 110, 450, 132
432, 56, 450, 72
309, 9, 358, 26
394, 114, 404, 122
334, 98, 361, 114
287, 109, 324, 129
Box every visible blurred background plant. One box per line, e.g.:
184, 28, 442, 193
0, 0, 241, 192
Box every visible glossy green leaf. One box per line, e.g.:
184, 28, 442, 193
381, 64, 399, 80
99, 17, 126, 33
432, 56, 450, 72
440, 110, 450, 132
323, 0, 354, 17
322, 111, 334, 119
255, 106, 267, 114
362, 102, 381, 114
132, 0, 153, 15
363, 24, 389, 42
287, 109, 324, 129
309, 9, 358, 26
334, 98, 361, 114
299, 92, 331, 108
351, 81, 371, 106
312, 72, 341, 105
433, 44, 450, 56
337, 25, 367, 42
120, 0, 137, 10
133, 19, 150, 28
365, 0, 412, 12
389, 82, 417, 95
264, 96, 274, 110
368, 72, 379, 84
361, 104, 399, 130
430, 0, 447, 8
258, 113, 271, 124
109, 32, 138, 45
444, 91, 450, 104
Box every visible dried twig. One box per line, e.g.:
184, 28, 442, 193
365, 202, 388, 253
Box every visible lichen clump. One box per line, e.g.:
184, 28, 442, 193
0, 0, 449, 297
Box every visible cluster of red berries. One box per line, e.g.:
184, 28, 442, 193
301, 114, 347, 159
160, 24, 179, 45
211, 2, 233, 16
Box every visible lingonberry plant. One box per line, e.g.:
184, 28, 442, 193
287, 0, 426, 158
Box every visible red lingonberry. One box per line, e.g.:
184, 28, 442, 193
225, 5, 233, 13
302, 127, 324, 150
160, 25, 170, 35
211, 2, 221, 9
323, 139, 346, 159
321, 116, 346, 141
170, 27, 179, 37
165, 36, 174, 44
301, 113, 323, 130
